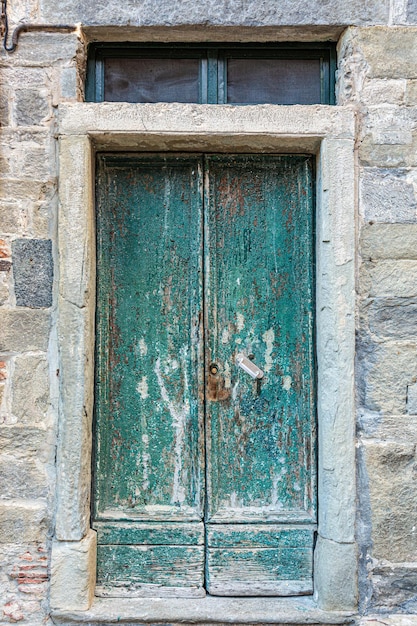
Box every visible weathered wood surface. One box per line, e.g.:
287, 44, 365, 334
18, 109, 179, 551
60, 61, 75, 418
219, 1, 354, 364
205, 155, 316, 523
95, 154, 204, 523
94, 153, 316, 595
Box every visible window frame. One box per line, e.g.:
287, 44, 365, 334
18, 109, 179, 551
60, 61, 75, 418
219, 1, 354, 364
85, 43, 336, 105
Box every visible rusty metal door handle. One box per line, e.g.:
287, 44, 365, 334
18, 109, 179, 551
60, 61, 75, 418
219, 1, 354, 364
235, 353, 264, 379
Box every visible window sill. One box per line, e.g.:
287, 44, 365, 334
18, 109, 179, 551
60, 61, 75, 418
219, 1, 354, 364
51, 596, 356, 625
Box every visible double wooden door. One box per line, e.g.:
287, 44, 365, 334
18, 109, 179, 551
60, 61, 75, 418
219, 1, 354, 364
93, 153, 316, 597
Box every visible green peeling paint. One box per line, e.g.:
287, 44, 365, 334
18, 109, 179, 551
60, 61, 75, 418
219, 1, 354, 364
93, 153, 316, 597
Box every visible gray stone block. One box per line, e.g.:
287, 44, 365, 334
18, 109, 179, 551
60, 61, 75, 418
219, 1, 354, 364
361, 169, 417, 223
408, 0, 417, 23
39, 0, 390, 26
370, 565, 417, 612
12, 239, 53, 308
367, 298, 417, 338
364, 441, 417, 561
12, 355, 49, 425
361, 224, 417, 259
0, 502, 49, 544
407, 382, 417, 414
0, 310, 50, 352
357, 337, 417, 414
14, 89, 49, 126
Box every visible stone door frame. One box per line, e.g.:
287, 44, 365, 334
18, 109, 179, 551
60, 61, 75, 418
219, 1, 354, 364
50, 103, 357, 622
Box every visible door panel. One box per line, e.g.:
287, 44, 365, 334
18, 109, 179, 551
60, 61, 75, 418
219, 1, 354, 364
204, 155, 316, 594
93, 153, 316, 597
94, 155, 205, 595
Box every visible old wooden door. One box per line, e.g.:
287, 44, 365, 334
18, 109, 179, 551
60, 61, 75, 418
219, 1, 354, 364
93, 153, 316, 597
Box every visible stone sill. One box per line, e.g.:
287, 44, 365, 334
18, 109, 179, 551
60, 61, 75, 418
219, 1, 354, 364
51, 596, 356, 625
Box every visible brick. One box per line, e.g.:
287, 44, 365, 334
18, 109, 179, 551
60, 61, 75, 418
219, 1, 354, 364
14, 89, 50, 126
361, 224, 417, 259
364, 441, 417, 561
12, 355, 49, 425
360, 168, 417, 223
12, 239, 53, 308
0, 310, 50, 352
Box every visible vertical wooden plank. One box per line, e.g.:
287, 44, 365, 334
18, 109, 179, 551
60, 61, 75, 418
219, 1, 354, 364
204, 154, 316, 594
94, 154, 205, 593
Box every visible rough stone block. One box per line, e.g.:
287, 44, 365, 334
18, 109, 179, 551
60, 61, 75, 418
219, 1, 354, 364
360, 168, 417, 223
0, 310, 50, 352
361, 261, 417, 297
365, 298, 417, 339
0, 454, 48, 499
361, 224, 417, 259
12, 355, 49, 425
370, 565, 417, 612
364, 441, 417, 561
12, 239, 53, 308
357, 339, 417, 413
358, 409, 417, 442
407, 382, 417, 414
39, 0, 390, 26
406, 79, 417, 104
356, 27, 417, 79
0, 91, 9, 127
0, 501, 49, 544
0, 425, 53, 462
314, 536, 357, 610
361, 78, 405, 105
3, 32, 79, 67
14, 89, 50, 126
408, 0, 417, 23
0, 202, 26, 235
359, 139, 416, 168
60, 67, 77, 99
50, 530, 96, 611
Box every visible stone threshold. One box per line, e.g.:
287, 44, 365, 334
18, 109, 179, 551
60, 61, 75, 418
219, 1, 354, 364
51, 596, 356, 625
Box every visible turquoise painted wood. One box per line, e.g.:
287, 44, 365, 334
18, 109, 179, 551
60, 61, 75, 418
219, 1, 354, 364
94, 155, 205, 596
204, 155, 316, 594
93, 153, 316, 597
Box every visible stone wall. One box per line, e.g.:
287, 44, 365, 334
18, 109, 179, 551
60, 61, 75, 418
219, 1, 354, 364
1, 1, 417, 624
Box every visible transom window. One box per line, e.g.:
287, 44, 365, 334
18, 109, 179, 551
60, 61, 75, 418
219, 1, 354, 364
86, 43, 336, 104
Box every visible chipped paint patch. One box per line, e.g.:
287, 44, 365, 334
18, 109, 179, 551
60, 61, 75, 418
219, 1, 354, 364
138, 338, 148, 356
262, 328, 275, 372
282, 375, 292, 391
155, 353, 189, 504
236, 312, 245, 332
137, 376, 149, 399
221, 327, 230, 345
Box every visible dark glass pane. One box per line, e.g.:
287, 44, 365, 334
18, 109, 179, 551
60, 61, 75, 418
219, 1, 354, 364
227, 58, 321, 104
104, 58, 200, 103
